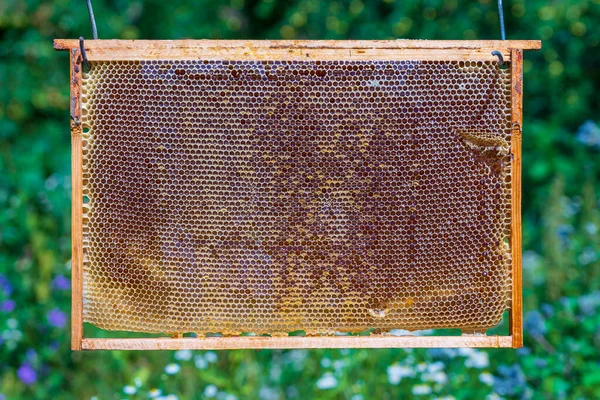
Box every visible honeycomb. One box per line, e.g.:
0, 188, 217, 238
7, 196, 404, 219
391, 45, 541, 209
80, 59, 513, 335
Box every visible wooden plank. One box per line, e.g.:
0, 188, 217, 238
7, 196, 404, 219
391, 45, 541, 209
53, 39, 541, 61
510, 49, 523, 348
70, 48, 84, 351
82, 335, 513, 350
54, 39, 543, 50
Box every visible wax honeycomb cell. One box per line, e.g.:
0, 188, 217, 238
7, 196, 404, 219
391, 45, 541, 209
80, 59, 513, 335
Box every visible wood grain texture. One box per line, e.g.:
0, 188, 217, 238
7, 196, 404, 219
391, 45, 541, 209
82, 335, 513, 350
53, 39, 541, 61
70, 48, 84, 351
510, 49, 524, 348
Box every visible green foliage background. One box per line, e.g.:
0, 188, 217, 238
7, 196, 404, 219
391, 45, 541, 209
0, 0, 599, 399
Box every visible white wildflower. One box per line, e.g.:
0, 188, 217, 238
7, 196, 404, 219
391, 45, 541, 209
387, 363, 415, 385
123, 385, 136, 395
427, 361, 445, 373
258, 387, 278, 400
204, 351, 218, 363
194, 355, 208, 369
164, 363, 181, 375
585, 222, 598, 235
333, 359, 347, 372
412, 384, 432, 395
479, 372, 495, 386
423, 371, 448, 385
284, 350, 307, 369
465, 350, 489, 369
458, 348, 475, 357
174, 349, 192, 361
204, 385, 218, 398
316, 373, 338, 390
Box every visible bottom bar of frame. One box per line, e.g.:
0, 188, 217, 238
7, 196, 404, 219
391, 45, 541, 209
81, 336, 514, 350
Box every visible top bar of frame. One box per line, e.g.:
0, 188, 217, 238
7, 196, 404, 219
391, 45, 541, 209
54, 39, 541, 62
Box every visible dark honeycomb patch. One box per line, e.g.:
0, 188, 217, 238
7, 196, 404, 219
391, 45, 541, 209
80, 59, 513, 335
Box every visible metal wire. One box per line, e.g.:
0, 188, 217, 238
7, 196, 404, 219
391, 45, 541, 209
497, 0, 506, 40
86, 0, 98, 40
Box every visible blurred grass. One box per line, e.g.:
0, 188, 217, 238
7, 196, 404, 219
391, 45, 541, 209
0, 0, 599, 399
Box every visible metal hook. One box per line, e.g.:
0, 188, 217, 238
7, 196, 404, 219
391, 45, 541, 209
79, 37, 90, 71
491, 50, 505, 68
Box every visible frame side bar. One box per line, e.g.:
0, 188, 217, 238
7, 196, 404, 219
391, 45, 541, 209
510, 49, 524, 348
82, 336, 513, 350
70, 48, 84, 351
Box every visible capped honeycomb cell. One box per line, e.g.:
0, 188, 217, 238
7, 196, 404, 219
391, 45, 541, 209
80, 59, 513, 335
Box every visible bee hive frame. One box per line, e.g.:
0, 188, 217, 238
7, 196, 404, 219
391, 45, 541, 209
55, 39, 540, 350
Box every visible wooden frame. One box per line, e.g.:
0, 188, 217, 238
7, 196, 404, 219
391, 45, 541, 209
54, 39, 540, 61
82, 336, 513, 350
56, 40, 540, 350
69, 47, 84, 351
510, 49, 524, 348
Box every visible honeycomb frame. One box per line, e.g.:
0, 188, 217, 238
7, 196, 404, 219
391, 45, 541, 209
55, 39, 541, 350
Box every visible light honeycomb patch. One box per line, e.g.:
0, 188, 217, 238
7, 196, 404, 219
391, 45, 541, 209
80, 59, 513, 335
